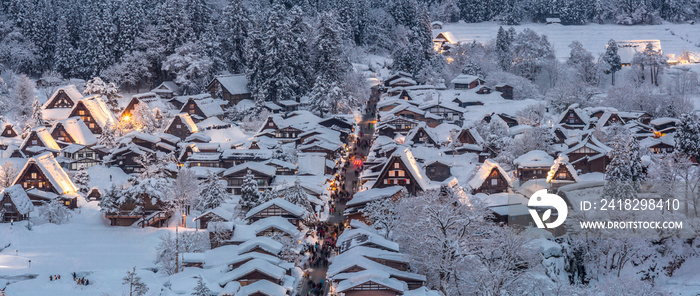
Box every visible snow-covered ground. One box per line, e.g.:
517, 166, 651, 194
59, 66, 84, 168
0, 202, 170, 296
440, 21, 700, 61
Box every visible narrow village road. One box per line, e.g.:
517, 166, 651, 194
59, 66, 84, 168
298, 88, 379, 296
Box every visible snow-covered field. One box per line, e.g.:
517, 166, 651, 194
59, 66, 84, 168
0, 202, 170, 296
441, 21, 700, 61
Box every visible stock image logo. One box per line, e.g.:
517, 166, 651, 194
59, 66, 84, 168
528, 189, 568, 229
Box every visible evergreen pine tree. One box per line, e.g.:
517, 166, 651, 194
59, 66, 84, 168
78, 0, 117, 77
191, 276, 212, 296
98, 183, 123, 215
114, 0, 145, 61
30, 97, 44, 128
98, 122, 117, 148
313, 12, 349, 85
74, 165, 91, 195
496, 26, 513, 71
676, 113, 700, 160
603, 135, 640, 200
282, 178, 313, 213
54, 15, 77, 77
220, 0, 249, 73
240, 169, 260, 210
602, 39, 622, 85
197, 172, 229, 211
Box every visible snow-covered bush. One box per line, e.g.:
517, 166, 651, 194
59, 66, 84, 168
39, 199, 73, 225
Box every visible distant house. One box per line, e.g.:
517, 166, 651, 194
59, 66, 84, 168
50, 117, 98, 146
372, 148, 428, 195
558, 106, 588, 130
120, 95, 171, 120
206, 74, 252, 107
564, 135, 611, 174
60, 144, 105, 170
344, 186, 404, 223
431, 21, 443, 29
468, 160, 512, 194
194, 207, 232, 229
0, 184, 34, 222
68, 95, 117, 134
245, 198, 306, 225
546, 155, 579, 191
650, 117, 680, 135
494, 84, 513, 100
424, 160, 451, 182
433, 31, 457, 52
1, 122, 18, 138
150, 81, 179, 99
451, 74, 484, 90
180, 97, 226, 123
387, 77, 417, 88
12, 152, 79, 208
163, 113, 198, 140
44, 85, 82, 109
383, 72, 413, 87
546, 17, 561, 24
514, 150, 554, 182
404, 123, 440, 147
20, 127, 61, 157
222, 162, 276, 195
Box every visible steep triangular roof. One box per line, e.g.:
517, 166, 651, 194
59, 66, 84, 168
467, 159, 512, 190
43, 85, 82, 109
13, 152, 78, 195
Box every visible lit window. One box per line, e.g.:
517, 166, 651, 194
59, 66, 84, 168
389, 171, 395, 177
79, 110, 85, 115
31, 173, 37, 179
491, 179, 497, 186
176, 124, 182, 128
394, 163, 400, 169
398, 171, 405, 177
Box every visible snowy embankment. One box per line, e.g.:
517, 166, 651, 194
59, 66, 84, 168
0, 202, 169, 296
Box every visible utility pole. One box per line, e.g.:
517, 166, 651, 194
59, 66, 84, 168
175, 225, 179, 273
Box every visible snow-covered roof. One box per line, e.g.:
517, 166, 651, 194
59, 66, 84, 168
43, 85, 83, 109
546, 155, 579, 183
218, 258, 285, 286
377, 148, 429, 191
167, 113, 198, 133
151, 81, 179, 94
195, 99, 226, 118
614, 40, 661, 64
237, 237, 283, 255
337, 228, 401, 253
15, 152, 78, 195
297, 152, 327, 176
433, 31, 456, 44
563, 134, 612, 156
194, 207, 233, 221
195, 116, 226, 130
21, 127, 61, 151
451, 74, 481, 85
53, 117, 98, 146
235, 279, 287, 296
75, 95, 117, 129
213, 74, 250, 95
513, 150, 554, 168
546, 17, 561, 23
336, 270, 407, 293
347, 186, 403, 207
222, 162, 276, 177
1, 184, 34, 215
249, 216, 301, 237
467, 159, 512, 190
246, 198, 306, 219
650, 117, 680, 126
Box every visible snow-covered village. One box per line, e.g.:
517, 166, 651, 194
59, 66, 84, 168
2, 0, 700, 295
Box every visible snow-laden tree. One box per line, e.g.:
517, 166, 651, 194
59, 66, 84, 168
167, 168, 200, 225
123, 267, 149, 296
632, 42, 667, 86
98, 122, 117, 149
114, 0, 145, 61
40, 198, 73, 225
477, 118, 510, 157
676, 112, 700, 160
10, 74, 34, 118
101, 51, 152, 93
83, 77, 121, 113
123, 176, 171, 227
131, 102, 157, 133
361, 196, 401, 239
162, 42, 214, 94
191, 276, 212, 296
281, 178, 313, 214
567, 41, 597, 85
239, 169, 260, 210
0, 161, 18, 190
196, 172, 229, 211
495, 26, 514, 71
26, 96, 44, 131
73, 165, 90, 195
99, 183, 123, 216
53, 15, 77, 77
220, 0, 249, 73
393, 185, 535, 295
154, 231, 209, 275
256, 189, 277, 207
603, 134, 644, 199
515, 103, 548, 126
511, 28, 555, 81
601, 39, 622, 86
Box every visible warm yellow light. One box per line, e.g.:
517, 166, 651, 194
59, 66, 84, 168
123, 115, 131, 121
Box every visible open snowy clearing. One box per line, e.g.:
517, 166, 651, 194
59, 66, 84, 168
0, 202, 173, 296
440, 21, 700, 61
